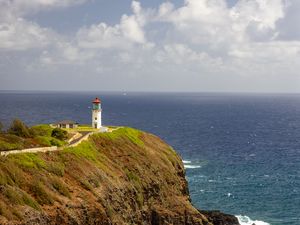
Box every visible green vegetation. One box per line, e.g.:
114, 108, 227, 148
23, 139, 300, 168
50, 177, 70, 198
51, 128, 68, 141
64, 141, 98, 161
30, 124, 53, 137
11, 153, 46, 169
0, 119, 67, 151
61, 124, 98, 133
3, 186, 39, 210
8, 119, 31, 138
98, 127, 144, 147
45, 161, 65, 176
30, 182, 54, 205
0, 136, 23, 151
0, 126, 186, 224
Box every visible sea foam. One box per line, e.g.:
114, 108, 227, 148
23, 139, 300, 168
184, 165, 202, 169
236, 215, 270, 225
183, 160, 201, 169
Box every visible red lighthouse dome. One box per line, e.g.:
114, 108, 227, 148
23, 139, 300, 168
92, 97, 101, 104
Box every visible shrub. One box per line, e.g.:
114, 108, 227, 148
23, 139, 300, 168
0, 201, 9, 217
30, 182, 54, 205
51, 128, 68, 141
21, 192, 40, 210
12, 153, 46, 169
50, 138, 64, 147
50, 177, 70, 198
0, 140, 21, 151
46, 162, 65, 176
4, 186, 23, 204
30, 125, 53, 137
8, 119, 31, 138
3, 186, 40, 210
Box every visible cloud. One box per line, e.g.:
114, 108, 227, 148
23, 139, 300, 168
77, 1, 147, 50
0, 0, 300, 92
0, 18, 53, 50
0, 0, 87, 16
0, 0, 87, 51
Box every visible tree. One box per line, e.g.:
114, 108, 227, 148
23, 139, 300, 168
8, 119, 31, 138
51, 128, 68, 141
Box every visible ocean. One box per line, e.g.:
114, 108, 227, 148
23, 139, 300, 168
0, 91, 299, 225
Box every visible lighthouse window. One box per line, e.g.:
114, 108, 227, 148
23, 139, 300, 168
95, 117, 97, 120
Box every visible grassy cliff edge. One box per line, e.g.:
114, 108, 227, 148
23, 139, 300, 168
0, 127, 239, 225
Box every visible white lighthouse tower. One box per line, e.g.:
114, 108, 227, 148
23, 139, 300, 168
92, 97, 102, 129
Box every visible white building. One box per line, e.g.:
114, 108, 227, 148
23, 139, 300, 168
92, 97, 102, 129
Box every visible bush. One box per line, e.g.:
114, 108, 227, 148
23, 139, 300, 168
51, 128, 68, 141
46, 162, 65, 176
30, 125, 53, 137
8, 119, 31, 138
50, 138, 64, 147
50, 177, 70, 198
30, 182, 54, 205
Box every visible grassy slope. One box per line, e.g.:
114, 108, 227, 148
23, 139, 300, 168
0, 125, 65, 151
0, 127, 210, 225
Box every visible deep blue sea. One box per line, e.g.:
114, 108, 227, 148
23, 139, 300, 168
0, 91, 299, 225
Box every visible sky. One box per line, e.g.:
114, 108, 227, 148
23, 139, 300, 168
0, 0, 300, 93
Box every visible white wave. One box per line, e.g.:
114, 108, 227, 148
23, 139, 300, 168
236, 215, 270, 225
184, 165, 201, 169
183, 160, 191, 164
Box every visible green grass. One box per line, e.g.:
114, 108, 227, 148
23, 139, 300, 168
30, 125, 53, 137
62, 124, 98, 132
0, 134, 24, 151
34, 136, 65, 147
98, 127, 144, 147
10, 153, 46, 169
0, 124, 66, 151
0, 140, 22, 151
64, 141, 98, 161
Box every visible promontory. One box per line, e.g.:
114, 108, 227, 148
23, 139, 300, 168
0, 126, 239, 225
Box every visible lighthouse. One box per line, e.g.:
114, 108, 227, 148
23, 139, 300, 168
92, 97, 102, 129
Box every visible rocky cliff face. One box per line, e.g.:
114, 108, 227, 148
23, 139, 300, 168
0, 127, 239, 225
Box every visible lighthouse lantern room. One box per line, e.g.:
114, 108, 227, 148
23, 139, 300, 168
92, 97, 102, 129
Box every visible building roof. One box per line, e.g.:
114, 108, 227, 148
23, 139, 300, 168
56, 120, 77, 125
93, 97, 101, 104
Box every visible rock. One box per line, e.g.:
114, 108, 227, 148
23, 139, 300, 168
200, 210, 240, 225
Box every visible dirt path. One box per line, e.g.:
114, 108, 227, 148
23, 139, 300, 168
68, 131, 92, 147
0, 126, 120, 156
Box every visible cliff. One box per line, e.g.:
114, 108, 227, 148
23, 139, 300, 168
0, 127, 239, 225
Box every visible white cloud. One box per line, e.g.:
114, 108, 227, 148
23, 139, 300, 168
76, 1, 147, 50
1, 0, 300, 92
0, 18, 52, 50
0, 0, 87, 51
0, 0, 87, 16
120, 14, 145, 44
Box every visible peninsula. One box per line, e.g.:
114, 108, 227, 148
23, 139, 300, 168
0, 98, 239, 224
0, 124, 239, 225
